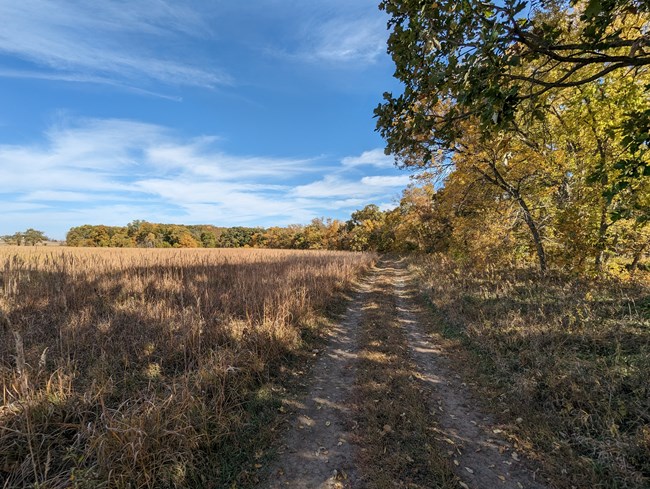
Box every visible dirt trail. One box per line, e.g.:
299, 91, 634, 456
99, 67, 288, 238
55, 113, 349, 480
258, 260, 547, 489
258, 278, 374, 488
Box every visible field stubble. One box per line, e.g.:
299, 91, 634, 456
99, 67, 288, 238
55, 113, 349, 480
0, 246, 375, 488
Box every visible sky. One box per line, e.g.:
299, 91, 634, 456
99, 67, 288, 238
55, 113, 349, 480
0, 0, 409, 240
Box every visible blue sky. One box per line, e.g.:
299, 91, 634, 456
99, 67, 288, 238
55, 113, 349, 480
0, 0, 409, 239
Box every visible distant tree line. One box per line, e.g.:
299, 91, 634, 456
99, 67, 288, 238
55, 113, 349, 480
65, 219, 360, 250
64, 211, 402, 252
1, 228, 50, 246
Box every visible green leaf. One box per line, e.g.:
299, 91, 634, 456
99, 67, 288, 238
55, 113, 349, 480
583, 0, 602, 19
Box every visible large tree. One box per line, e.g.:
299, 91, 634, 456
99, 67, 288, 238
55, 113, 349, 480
376, 0, 650, 153
375, 0, 650, 270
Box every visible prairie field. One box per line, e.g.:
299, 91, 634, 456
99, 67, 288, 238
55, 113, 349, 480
0, 246, 375, 488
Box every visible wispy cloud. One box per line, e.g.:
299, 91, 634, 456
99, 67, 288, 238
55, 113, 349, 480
309, 17, 387, 64
293, 174, 408, 199
266, 2, 389, 66
361, 175, 410, 186
0, 0, 228, 88
0, 68, 184, 101
0, 118, 407, 237
342, 148, 394, 168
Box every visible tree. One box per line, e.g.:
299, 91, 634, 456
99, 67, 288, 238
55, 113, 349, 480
261, 226, 299, 249
391, 184, 451, 253
375, 0, 650, 270
537, 69, 650, 270
199, 231, 218, 248
109, 231, 135, 247
2, 229, 49, 246
23, 228, 49, 246
376, 0, 650, 152
344, 205, 388, 251
218, 227, 264, 248
1, 232, 22, 245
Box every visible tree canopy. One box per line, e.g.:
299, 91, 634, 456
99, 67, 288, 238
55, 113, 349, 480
1, 228, 49, 246
375, 0, 649, 271
376, 0, 650, 153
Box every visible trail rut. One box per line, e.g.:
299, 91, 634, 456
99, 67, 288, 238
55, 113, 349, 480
390, 262, 547, 489
257, 259, 548, 489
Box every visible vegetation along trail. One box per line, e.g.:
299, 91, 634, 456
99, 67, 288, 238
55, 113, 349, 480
259, 259, 548, 489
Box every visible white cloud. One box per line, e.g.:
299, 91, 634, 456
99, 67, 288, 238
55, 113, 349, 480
0, 0, 228, 88
310, 17, 387, 64
293, 174, 408, 199
378, 202, 397, 212
0, 118, 410, 238
0, 68, 184, 100
21, 191, 103, 202
267, 1, 389, 66
342, 148, 394, 168
361, 175, 411, 187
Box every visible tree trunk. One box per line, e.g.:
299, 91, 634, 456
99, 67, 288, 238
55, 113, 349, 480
516, 195, 547, 272
630, 242, 647, 275
594, 200, 609, 271
481, 162, 548, 272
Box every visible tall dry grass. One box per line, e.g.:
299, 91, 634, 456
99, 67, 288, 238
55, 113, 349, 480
412, 254, 650, 489
0, 247, 375, 488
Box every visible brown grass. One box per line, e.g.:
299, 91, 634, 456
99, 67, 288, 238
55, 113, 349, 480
354, 267, 457, 489
0, 246, 375, 488
410, 254, 650, 489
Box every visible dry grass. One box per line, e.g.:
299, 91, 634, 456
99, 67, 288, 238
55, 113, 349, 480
354, 267, 457, 489
411, 254, 650, 489
0, 246, 375, 488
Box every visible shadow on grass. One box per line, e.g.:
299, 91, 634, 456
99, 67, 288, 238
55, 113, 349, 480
0, 255, 360, 488
412, 258, 650, 489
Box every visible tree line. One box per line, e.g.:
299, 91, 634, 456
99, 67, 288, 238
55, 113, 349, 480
373, 0, 649, 272
64, 214, 385, 251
